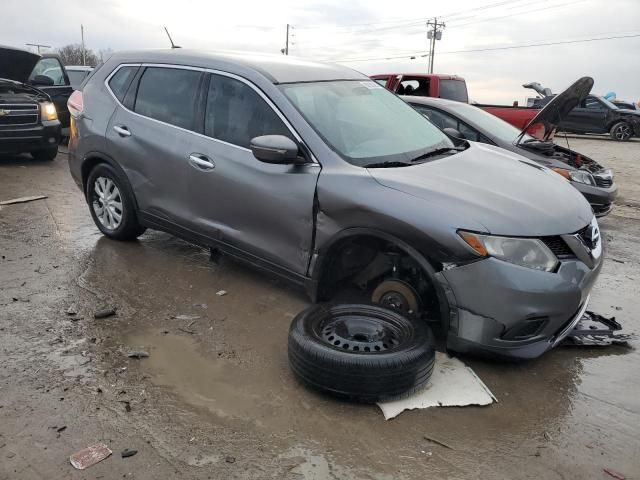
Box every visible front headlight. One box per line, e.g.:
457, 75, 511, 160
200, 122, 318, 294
551, 167, 595, 186
458, 231, 558, 272
40, 102, 58, 121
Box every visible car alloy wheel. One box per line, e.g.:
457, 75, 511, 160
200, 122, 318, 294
92, 176, 123, 230
613, 123, 632, 141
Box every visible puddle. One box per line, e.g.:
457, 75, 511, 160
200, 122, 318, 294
126, 330, 290, 428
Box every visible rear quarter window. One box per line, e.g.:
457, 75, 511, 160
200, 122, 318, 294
108, 66, 138, 102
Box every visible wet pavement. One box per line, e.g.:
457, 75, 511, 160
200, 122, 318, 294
1, 139, 639, 479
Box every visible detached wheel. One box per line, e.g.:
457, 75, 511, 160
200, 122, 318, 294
86, 163, 146, 240
610, 122, 632, 141
31, 146, 58, 161
288, 304, 435, 403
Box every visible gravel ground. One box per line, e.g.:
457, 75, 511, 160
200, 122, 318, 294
1, 137, 639, 480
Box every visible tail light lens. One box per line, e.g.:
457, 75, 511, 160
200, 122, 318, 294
68, 90, 84, 118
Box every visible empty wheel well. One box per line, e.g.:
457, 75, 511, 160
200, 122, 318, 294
314, 233, 446, 321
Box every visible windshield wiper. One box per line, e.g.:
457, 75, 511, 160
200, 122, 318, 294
410, 147, 465, 163
364, 161, 412, 168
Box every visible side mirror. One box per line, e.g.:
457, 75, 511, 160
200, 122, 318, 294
250, 135, 306, 164
443, 127, 466, 140
31, 75, 55, 87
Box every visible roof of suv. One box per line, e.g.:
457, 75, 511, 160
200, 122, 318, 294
106, 49, 366, 84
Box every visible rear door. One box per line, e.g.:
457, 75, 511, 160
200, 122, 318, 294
105, 65, 205, 227
29, 56, 73, 129
182, 72, 320, 275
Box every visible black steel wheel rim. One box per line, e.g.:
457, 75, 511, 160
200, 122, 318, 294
313, 308, 412, 353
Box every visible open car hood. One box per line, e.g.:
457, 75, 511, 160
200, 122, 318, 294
518, 76, 594, 144
0, 45, 40, 84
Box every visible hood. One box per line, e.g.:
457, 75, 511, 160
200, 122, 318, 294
0, 46, 40, 84
519, 76, 594, 143
368, 142, 593, 237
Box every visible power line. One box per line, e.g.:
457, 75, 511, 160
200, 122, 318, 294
328, 32, 640, 62
447, 0, 588, 28
292, 0, 586, 52
293, 0, 531, 31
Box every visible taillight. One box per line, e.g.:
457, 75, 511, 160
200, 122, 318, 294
68, 90, 84, 118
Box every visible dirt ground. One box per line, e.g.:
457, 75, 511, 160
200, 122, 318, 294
1, 136, 639, 480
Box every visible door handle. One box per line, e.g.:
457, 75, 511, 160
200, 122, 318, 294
189, 154, 215, 170
113, 125, 131, 137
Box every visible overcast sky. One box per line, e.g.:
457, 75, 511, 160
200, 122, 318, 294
3, 0, 639, 103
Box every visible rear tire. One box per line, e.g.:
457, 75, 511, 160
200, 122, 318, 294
31, 146, 58, 161
609, 122, 632, 141
288, 304, 435, 403
86, 163, 146, 240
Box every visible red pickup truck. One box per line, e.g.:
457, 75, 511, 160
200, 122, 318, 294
371, 73, 543, 136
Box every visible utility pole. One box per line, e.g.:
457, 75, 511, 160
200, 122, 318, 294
81, 24, 86, 66
284, 24, 290, 55
426, 18, 445, 74
25, 43, 50, 54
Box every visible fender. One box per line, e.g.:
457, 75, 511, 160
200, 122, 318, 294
80, 151, 141, 211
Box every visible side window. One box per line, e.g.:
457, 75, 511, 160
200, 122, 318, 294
204, 74, 292, 148
30, 57, 68, 86
134, 67, 202, 130
108, 66, 138, 102
584, 97, 602, 109
458, 122, 481, 142
399, 77, 429, 96
415, 106, 458, 131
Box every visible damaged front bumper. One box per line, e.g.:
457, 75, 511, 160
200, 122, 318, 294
437, 254, 603, 359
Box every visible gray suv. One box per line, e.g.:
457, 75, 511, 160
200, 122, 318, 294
68, 50, 602, 359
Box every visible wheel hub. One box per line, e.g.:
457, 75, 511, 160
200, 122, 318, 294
321, 315, 400, 352
371, 279, 420, 315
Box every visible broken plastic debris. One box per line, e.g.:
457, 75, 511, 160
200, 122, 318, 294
121, 448, 138, 458
94, 308, 116, 319
603, 468, 626, 480
216, 290, 227, 296
127, 351, 149, 359
562, 311, 635, 347
0, 195, 47, 206
69, 443, 112, 470
377, 352, 495, 420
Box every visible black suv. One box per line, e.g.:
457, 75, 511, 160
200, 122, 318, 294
0, 45, 72, 160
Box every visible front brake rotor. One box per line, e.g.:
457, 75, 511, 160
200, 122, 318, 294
371, 279, 420, 316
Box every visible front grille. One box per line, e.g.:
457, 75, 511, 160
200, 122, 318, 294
541, 236, 573, 257
594, 176, 613, 188
0, 103, 39, 127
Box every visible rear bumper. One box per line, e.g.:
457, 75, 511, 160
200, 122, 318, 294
0, 122, 61, 155
438, 251, 603, 360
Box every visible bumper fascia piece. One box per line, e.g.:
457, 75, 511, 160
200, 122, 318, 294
439, 252, 603, 360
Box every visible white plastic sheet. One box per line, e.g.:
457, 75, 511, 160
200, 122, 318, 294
377, 352, 496, 420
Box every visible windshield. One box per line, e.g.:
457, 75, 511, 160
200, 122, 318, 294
280, 80, 453, 166
448, 102, 534, 143
439, 79, 468, 103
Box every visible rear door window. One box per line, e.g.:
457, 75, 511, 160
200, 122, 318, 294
134, 67, 202, 131
108, 66, 138, 101
438, 80, 468, 103
204, 74, 292, 148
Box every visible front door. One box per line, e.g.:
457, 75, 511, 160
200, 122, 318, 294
29, 56, 73, 129
185, 73, 320, 276
561, 96, 608, 133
